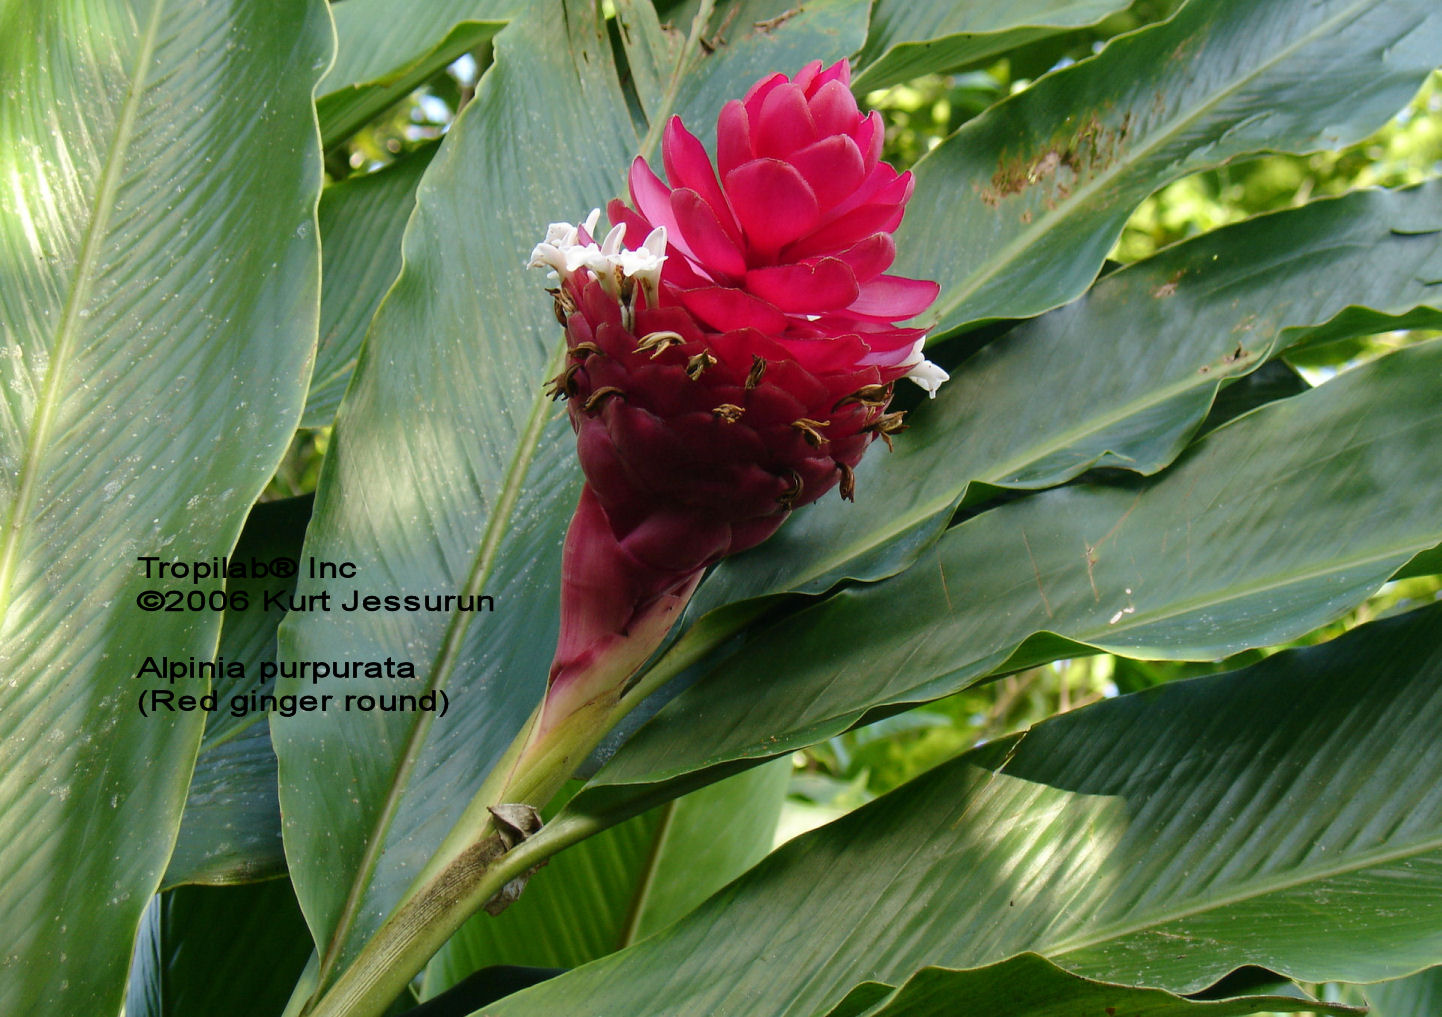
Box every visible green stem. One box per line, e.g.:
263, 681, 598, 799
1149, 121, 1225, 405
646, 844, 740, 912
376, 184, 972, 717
300, 704, 612, 1017
301, 810, 580, 1017
302, 577, 701, 1017
634, 0, 717, 164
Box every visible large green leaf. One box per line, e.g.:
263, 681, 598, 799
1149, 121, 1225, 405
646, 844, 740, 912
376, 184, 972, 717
0, 0, 327, 1011
829, 955, 1355, 1017
277, 2, 629, 985
1363, 967, 1442, 1017
695, 181, 1442, 608
901, 0, 1442, 338
421, 760, 788, 997
852, 0, 1136, 92
275, 0, 873, 992
306, 146, 435, 427
164, 495, 312, 888
125, 880, 313, 1017
581, 337, 1442, 810
165, 723, 286, 889
491, 601, 1442, 1015
317, 0, 521, 148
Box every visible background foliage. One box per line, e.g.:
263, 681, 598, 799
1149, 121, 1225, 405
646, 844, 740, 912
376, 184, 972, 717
2, 1, 1440, 1016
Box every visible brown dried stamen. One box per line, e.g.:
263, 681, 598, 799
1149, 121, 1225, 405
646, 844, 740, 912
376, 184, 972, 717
791, 418, 830, 447
777, 469, 804, 508
685, 352, 717, 379
712, 403, 744, 423
838, 462, 856, 501
865, 410, 908, 451
581, 386, 625, 414
544, 362, 582, 401
634, 331, 685, 358
569, 341, 602, 360
833, 383, 893, 410
548, 286, 576, 324
745, 355, 767, 390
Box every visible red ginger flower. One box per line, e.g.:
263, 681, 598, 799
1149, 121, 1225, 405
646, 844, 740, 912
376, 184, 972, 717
530, 60, 944, 704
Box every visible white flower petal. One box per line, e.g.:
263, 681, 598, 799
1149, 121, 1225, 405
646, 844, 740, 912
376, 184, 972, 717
897, 337, 947, 396
904, 358, 949, 396
600, 222, 627, 256
530, 211, 667, 303
526, 241, 565, 273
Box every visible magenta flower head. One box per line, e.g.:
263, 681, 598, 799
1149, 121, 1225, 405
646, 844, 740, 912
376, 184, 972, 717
529, 59, 945, 705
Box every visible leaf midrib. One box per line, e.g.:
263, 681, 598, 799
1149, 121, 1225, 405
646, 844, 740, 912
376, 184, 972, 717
1041, 829, 1442, 970
0, 0, 165, 624
615, 799, 677, 950
924, 0, 1376, 329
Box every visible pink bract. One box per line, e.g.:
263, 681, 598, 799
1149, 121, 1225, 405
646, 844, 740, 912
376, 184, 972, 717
607, 58, 939, 372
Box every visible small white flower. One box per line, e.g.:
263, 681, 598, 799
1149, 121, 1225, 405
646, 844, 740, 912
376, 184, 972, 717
530, 214, 667, 308
527, 209, 605, 282
617, 226, 667, 302
900, 337, 948, 397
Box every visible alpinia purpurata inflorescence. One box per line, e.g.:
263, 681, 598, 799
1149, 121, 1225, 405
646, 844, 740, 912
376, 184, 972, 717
529, 59, 945, 702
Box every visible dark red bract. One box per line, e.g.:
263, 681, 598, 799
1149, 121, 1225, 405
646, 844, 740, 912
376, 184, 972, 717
531, 60, 943, 690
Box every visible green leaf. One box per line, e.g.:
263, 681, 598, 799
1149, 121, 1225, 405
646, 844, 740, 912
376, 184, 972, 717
611, 0, 685, 125
1363, 966, 1442, 1017
620, 0, 874, 162
0, 1, 328, 1011
852, 0, 1137, 92
902, 0, 1442, 337
164, 496, 312, 888
306, 145, 436, 427
491, 601, 1442, 1015
125, 880, 314, 1017
828, 955, 1356, 1017
585, 337, 1442, 810
317, 0, 520, 148
1196, 360, 1309, 436
668, 0, 873, 128
279, 0, 635, 987
698, 181, 1442, 607
165, 723, 286, 889
276, 0, 873, 989
421, 760, 788, 996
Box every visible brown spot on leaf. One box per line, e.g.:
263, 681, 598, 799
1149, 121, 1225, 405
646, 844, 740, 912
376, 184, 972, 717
1150, 270, 1184, 298
980, 112, 1134, 206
